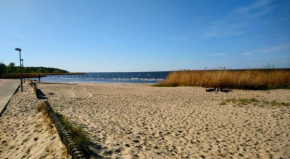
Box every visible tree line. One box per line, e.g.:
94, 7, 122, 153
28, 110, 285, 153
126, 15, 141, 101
0, 62, 68, 76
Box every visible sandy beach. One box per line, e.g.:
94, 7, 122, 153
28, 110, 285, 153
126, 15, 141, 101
0, 83, 69, 159
2, 0, 289, 158
34, 83, 290, 158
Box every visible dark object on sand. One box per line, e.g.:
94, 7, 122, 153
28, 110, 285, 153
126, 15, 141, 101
206, 88, 232, 92
220, 88, 232, 92
206, 88, 217, 92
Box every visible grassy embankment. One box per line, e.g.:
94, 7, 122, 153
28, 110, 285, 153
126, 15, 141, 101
156, 69, 290, 89
55, 112, 89, 147
37, 102, 54, 132
37, 102, 89, 148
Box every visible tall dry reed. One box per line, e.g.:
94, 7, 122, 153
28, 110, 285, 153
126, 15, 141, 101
157, 70, 290, 89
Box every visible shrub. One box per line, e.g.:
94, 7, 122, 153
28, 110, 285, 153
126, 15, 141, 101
0, 62, 6, 77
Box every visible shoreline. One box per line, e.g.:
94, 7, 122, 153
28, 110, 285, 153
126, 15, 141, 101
1, 72, 85, 79
33, 80, 160, 85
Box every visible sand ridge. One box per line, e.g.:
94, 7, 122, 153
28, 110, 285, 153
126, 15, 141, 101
0, 83, 69, 159
38, 83, 290, 158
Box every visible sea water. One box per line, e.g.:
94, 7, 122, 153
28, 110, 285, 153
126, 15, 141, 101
32, 72, 170, 84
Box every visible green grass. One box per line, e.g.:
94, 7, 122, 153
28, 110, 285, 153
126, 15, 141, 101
37, 102, 90, 156
220, 98, 290, 108
56, 112, 89, 147
37, 102, 89, 147
36, 102, 54, 130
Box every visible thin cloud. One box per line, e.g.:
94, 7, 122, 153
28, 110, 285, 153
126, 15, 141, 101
203, 0, 274, 38
208, 53, 228, 56
204, 53, 228, 56
260, 43, 290, 53
242, 52, 252, 55
274, 36, 290, 41
214, 53, 227, 56
236, 0, 273, 18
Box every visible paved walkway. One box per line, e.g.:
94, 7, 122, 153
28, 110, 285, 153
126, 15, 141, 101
0, 79, 20, 115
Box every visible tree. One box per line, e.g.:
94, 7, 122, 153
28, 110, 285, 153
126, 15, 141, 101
0, 62, 6, 77
6, 62, 16, 73
37, 67, 44, 73
24, 67, 32, 73
53, 70, 61, 73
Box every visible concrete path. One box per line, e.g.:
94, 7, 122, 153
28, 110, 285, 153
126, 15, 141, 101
0, 79, 20, 115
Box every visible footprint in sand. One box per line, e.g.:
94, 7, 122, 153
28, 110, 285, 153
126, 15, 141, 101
22, 138, 30, 144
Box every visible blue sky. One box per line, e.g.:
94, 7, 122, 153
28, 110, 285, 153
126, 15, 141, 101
0, 0, 289, 72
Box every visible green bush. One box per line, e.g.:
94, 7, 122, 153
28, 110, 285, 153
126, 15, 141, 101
0, 62, 6, 77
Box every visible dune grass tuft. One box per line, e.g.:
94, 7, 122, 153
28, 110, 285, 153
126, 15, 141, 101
220, 98, 290, 108
56, 112, 89, 147
37, 102, 89, 147
157, 69, 290, 89
220, 98, 260, 106
37, 102, 47, 112
37, 102, 54, 131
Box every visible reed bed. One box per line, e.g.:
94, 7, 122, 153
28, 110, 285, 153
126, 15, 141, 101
157, 70, 290, 89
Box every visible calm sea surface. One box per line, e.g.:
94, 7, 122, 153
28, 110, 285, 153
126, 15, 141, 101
33, 72, 171, 84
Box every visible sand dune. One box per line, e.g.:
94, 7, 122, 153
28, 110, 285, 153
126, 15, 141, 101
37, 83, 290, 158
0, 83, 69, 159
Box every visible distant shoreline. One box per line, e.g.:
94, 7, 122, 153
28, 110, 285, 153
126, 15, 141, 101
1, 73, 85, 79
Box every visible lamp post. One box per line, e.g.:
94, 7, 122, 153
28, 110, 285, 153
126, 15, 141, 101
15, 48, 23, 92
21, 59, 25, 83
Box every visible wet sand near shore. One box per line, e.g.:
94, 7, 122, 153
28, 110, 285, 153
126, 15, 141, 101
0, 83, 69, 159
38, 83, 290, 158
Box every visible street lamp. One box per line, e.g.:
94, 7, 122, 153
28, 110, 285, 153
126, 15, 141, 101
15, 48, 23, 92
21, 59, 25, 83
